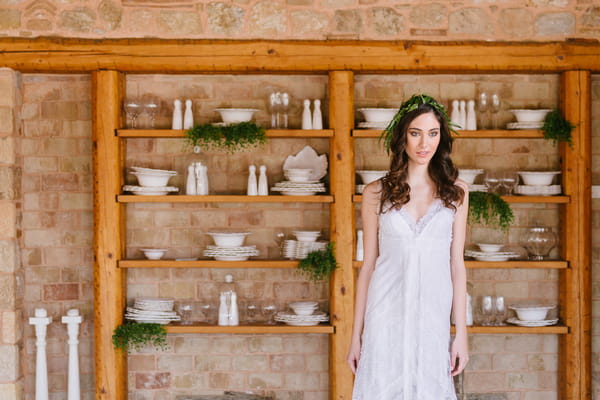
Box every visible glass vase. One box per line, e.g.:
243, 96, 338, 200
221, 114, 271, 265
523, 226, 557, 260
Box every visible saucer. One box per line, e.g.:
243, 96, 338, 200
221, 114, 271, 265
506, 317, 559, 327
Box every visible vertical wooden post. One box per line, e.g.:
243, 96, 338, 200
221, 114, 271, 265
92, 70, 127, 400
558, 70, 591, 400
328, 70, 355, 400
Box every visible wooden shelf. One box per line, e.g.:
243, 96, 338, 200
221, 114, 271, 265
353, 260, 567, 269
119, 259, 299, 268
118, 194, 334, 203
165, 324, 334, 334
454, 325, 568, 334
353, 129, 544, 139
117, 128, 334, 138
353, 194, 569, 204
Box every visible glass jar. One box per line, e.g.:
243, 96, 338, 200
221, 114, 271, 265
523, 226, 557, 260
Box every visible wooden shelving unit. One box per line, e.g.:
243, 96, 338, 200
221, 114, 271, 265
3, 39, 587, 400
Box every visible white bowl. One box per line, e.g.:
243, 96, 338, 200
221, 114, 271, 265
284, 168, 313, 182
517, 171, 560, 186
140, 248, 167, 260
131, 172, 174, 187
476, 243, 504, 253
458, 169, 484, 185
207, 231, 251, 247
290, 306, 317, 316
509, 109, 552, 124
214, 108, 259, 123
357, 108, 397, 123
293, 231, 321, 242
356, 170, 387, 185
509, 305, 555, 321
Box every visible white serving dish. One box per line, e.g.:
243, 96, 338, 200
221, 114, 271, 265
140, 248, 167, 260
458, 169, 484, 185
284, 168, 313, 182
283, 146, 328, 182
290, 305, 317, 316
357, 108, 397, 123
509, 109, 552, 123
214, 108, 259, 123
356, 170, 387, 184
517, 171, 561, 186
508, 304, 555, 321
131, 172, 174, 187
476, 243, 504, 253
293, 231, 321, 242
207, 231, 251, 247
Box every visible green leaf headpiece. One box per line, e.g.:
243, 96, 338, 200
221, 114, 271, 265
379, 94, 458, 154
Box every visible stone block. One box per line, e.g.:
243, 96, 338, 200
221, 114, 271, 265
135, 372, 171, 390
158, 10, 202, 35
469, 335, 505, 353
248, 336, 283, 353
528, 354, 557, 371
195, 355, 232, 371
23, 156, 58, 173
2, 310, 21, 344
206, 3, 244, 35
282, 372, 319, 390
42, 173, 80, 191
158, 282, 195, 299
232, 355, 269, 371
173, 336, 211, 354
464, 372, 505, 392
210, 336, 248, 354
248, 373, 283, 390
506, 372, 538, 389
0, 240, 17, 273
0, 137, 14, 164
273, 282, 309, 299
58, 8, 96, 33
270, 354, 305, 372
154, 211, 191, 228
282, 336, 322, 353
409, 3, 446, 27
0, 276, 15, 308
43, 283, 79, 301
208, 372, 245, 389
306, 354, 328, 372
522, 392, 557, 400
290, 11, 328, 36
499, 8, 534, 38
0, 345, 19, 381
0, 107, 13, 134
334, 9, 363, 33
369, 8, 404, 36
535, 12, 575, 36
449, 8, 491, 35
492, 353, 528, 371
157, 355, 193, 371
505, 335, 543, 352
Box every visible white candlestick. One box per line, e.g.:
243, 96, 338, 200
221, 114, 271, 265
258, 165, 269, 196
62, 309, 83, 400
29, 308, 52, 400
302, 99, 312, 130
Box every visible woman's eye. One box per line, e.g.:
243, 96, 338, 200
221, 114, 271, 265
429, 131, 439, 137
409, 131, 420, 137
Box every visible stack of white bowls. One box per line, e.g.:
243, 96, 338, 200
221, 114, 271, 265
282, 231, 327, 260
515, 171, 562, 196
203, 230, 259, 261
272, 168, 326, 196
464, 243, 519, 262
275, 301, 329, 326
123, 166, 179, 195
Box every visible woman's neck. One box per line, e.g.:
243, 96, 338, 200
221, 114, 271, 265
407, 162, 432, 187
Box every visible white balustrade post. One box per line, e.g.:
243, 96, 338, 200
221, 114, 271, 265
62, 309, 83, 400
29, 308, 52, 400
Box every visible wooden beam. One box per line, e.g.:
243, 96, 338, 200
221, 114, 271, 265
1, 38, 600, 73
92, 70, 127, 400
329, 71, 355, 400
558, 70, 592, 400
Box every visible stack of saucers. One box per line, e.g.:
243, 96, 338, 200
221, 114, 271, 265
275, 301, 329, 326
124, 166, 179, 196
271, 181, 326, 196
465, 243, 519, 262
125, 297, 180, 324
203, 230, 259, 261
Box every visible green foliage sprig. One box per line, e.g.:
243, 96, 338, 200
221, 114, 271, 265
298, 242, 338, 282
542, 109, 575, 146
112, 322, 168, 353
185, 121, 266, 153
468, 191, 514, 232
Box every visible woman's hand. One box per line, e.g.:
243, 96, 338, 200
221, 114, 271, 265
347, 339, 362, 374
450, 335, 469, 376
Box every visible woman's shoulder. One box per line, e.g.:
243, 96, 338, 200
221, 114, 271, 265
362, 180, 382, 206
454, 178, 469, 192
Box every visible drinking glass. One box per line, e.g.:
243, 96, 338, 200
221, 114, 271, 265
199, 303, 216, 325
500, 171, 519, 195
261, 302, 277, 325
177, 300, 193, 325
123, 99, 141, 128
483, 171, 501, 193
281, 92, 290, 129
494, 296, 506, 326
141, 95, 160, 128
477, 92, 488, 129
245, 302, 258, 324
480, 295, 493, 326
268, 92, 282, 128
490, 92, 501, 129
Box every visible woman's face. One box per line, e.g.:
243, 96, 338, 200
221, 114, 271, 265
404, 111, 441, 166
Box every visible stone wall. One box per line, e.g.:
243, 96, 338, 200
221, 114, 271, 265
0, 0, 598, 41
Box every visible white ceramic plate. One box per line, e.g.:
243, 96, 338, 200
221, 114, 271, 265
515, 185, 562, 196
506, 317, 559, 327
506, 122, 544, 130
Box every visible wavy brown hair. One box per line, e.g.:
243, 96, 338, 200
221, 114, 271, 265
379, 102, 465, 213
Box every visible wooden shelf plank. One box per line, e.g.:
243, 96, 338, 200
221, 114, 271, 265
119, 259, 299, 268
454, 325, 568, 334
353, 260, 568, 269
118, 194, 334, 203
165, 324, 334, 334
117, 128, 334, 138
353, 129, 544, 139
353, 194, 569, 204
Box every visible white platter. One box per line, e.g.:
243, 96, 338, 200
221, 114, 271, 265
515, 185, 562, 196
506, 317, 559, 327
506, 122, 544, 130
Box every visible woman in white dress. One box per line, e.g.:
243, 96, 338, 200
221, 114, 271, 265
348, 95, 469, 399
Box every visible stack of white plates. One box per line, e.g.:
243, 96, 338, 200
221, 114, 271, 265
468, 184, 487, 192
203, 245, 259, 261
123, 185, 179, 196
515, 184, 562, 196
464, 249, 520, 262
506, 122, 544, 130
282, 240, 327, 260
271, 181, 326, 196
125, 166, 179, 196
125, 298, 180, 324
356, 121, 388, 129
274, 310, 329, 326
506, 317, 559, 327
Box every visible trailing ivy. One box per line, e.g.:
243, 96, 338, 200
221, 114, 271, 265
298, 242, 338, 282
112, 322, 168, 353
184, 121, 266, 153
468, 191, 514, 232
542, 109, 574, 146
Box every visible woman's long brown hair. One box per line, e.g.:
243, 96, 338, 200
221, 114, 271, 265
379, 103, 465, 213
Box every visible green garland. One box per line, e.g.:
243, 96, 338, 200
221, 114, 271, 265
380, 94, 459, 154
112, 322, 168, 353
468, 191, 514, 232
297, 242, 338, 282
184, 121, 267, 153
542, 109, 574, 146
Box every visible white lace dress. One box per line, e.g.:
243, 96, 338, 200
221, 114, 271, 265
352, 199, 457, 400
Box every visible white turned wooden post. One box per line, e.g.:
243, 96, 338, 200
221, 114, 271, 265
62, 309, 83, 400
29, 308, 52, 400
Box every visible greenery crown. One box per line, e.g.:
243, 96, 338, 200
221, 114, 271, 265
379, 94, 458, 154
